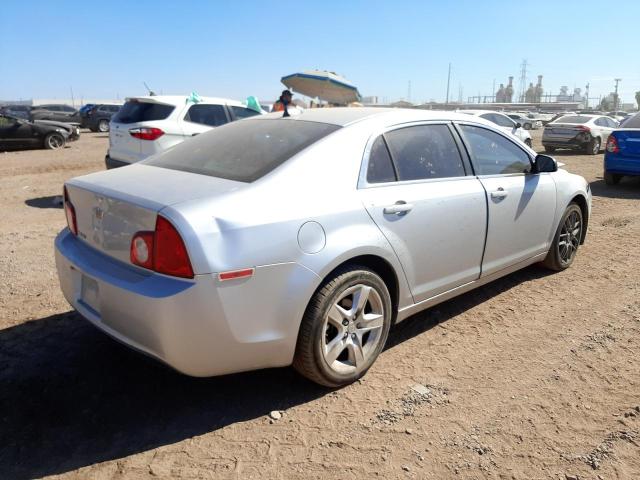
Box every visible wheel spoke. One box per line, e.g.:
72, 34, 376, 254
324, 336, 347, 364
352, 285, 371, 316
347, 338, 365, 367
357, 313, 384, 332
327, 304, 347, 329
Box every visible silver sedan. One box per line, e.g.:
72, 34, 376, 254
55, 108, 591, 387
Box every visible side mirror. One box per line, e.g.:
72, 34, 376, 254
533, 154, 557, 173
515, 122, 522, 129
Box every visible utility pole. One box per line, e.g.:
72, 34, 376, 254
492, 79, 496, 102
614, 78, 622, 110
458, 84, 463, 104
445, 63, 451, 105
407, 80, 412, 103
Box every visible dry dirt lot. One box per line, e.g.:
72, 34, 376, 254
0, 130, 639, 480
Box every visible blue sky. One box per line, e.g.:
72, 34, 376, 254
2, 0, 639, 105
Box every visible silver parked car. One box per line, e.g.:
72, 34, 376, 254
55, 108, 591, 387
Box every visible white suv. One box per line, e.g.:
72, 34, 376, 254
106, 95, 262, 169
459, 110, 533, 147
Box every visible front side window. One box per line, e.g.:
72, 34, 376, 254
184, 104, 228, 127
230, 106, 260, 120
366, 135, 396, 184
384, 125, 465, 181
459, 124, 531, 175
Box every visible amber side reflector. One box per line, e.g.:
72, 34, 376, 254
218, 268, 255, 282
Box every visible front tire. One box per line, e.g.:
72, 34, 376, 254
44, 133, 65, 150
524, 138, 532, 148
524, 123, 532, 130
293, 266, 392, 387
543, 203, 583, 271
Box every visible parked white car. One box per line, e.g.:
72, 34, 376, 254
459, 110, 532, 147
542, 114, 619, 154
507, 113, 543, 130
106, 95, 263, 169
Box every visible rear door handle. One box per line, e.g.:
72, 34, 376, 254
383, 201, 414, 216
490, 188, 508, 199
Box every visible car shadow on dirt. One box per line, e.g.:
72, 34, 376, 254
590, 177, 640, 199
0, 265, 553, 479
24, 195, 63, 209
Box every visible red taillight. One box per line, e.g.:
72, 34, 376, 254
63, 186, 77, 235
130, 216, 194, 278
576, 125, 591, 132
129, 127, 164, 141
606, 136, 620, 153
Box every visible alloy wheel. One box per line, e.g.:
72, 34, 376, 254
321, 284, 385, 374
98, 120, 109, 132
47, 134, 63, 149
558, 211, 581, 264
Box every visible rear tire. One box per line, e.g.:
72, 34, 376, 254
544, 146, 556, 153
44, 133, 65, 150
585, 137, 600, 155
543, 203, 583, 271
524, 123, 532, 130
604, 172, 621, 185
293, 266, 392, 387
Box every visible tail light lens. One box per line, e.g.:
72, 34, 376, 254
576, 126, 591, 132
129, 127, 164, 141
606, 136, 620, 153
130, 216, 194, 278
63, 186, 77, 235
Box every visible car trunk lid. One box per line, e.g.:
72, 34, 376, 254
65, 164, 245, 267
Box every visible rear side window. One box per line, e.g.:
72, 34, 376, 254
459, 125, 530, 175
184, 104, 228, 127
145, 119, 340, 182
230, 106, 261, 120
366, 136, 396, 183
113, 101, 175, 124
384, 125, 465, 181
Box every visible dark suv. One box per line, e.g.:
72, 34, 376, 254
31, 104, 81, 124
81, 104, 121, 132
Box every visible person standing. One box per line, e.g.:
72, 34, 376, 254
273, 89, 293, 117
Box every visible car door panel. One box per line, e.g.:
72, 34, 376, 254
478, 174, 556, 276
358, 124, 487, 303
457, 123, 557, 276
360, 179, 487, 302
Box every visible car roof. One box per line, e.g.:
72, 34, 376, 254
124, 95, 245, 107
256, 107, 491, 127
457, 109, 508, 117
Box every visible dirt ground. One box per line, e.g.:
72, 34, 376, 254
0, 130, 639, 480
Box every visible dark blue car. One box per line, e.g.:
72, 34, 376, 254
604, 113, 640, 185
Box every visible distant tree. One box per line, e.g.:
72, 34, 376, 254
636, 91, 640, 109
600, 97, 612, 111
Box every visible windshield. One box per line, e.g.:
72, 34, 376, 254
145, 119, 341, 182
554, 115, 590, 124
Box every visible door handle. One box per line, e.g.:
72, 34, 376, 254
490, 188, 508, 199
383, 201, 414, 216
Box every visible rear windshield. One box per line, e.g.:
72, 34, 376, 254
145, 119, 340, 182
554, 116, 590, 124
113, 101, 174, 124
622, 113, 640, 128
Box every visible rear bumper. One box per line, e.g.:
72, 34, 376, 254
542, 138, 585, 148
604, 153, 640, 176
105, 155, 129, 169
55, 229, 317, 377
